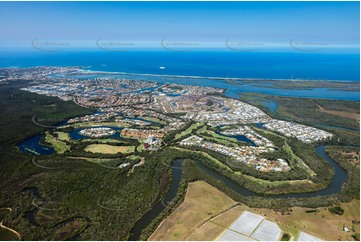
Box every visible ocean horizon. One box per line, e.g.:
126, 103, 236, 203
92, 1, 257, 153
1, 48, 359, 100
0, 48, 360, 82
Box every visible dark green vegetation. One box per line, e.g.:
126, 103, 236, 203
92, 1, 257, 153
0, 80, 94, 192
328, 206, 344, 215
0, 80, 359, 241
0, 209, 18, 240
352, 232, 360, 241
2, 138, 178, 240
325, 145, 360, 201
0, 226, 17, 241
139, 162, 188, 241
237, 93, 360, 199
141, 94, 359, 240
239, 93, 360, 145
176, 145, 331, 196
0, 81, 96, 146
271, 97, 359, 130
179, 158, 335, 209
281, 233, 291, 241
230, 79, 360, 91
169, 121, 334, 195
0, 82, 166, 240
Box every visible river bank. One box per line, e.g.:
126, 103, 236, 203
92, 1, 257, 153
129, 144, 348, 240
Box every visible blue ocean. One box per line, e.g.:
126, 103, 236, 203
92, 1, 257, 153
0, 48, 359, 100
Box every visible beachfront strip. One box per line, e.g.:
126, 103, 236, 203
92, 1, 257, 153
221, 125, 274, 147
264, 120, 333, 143
180, 135, 290, 172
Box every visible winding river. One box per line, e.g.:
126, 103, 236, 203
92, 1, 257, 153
129, 145, 348, 240
18, 135, 348, 240
17, 118, 348, 240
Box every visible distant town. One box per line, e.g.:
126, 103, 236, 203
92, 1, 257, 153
2, 66, 333, 173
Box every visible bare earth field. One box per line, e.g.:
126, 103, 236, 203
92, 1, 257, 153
188, 205, 247, 241
254, 199, 360, 241
149, 181, 360, 241
148, 181, 236, 241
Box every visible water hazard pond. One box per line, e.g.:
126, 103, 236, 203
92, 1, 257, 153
17, 135, 55, 155
16, 126, 125, 155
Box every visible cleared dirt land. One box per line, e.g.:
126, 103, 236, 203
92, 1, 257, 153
254, 199, 360, 241
188, 205, 247, 241
148, 181, 236, 241
149, 181, 360, 241
84, 144, 134, 154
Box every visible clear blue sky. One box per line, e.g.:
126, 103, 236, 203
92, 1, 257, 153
0, 1, 359, 48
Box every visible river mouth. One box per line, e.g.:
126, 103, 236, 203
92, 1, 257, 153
129, 145, 348, 240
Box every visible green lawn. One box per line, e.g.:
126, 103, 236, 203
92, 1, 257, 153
126, 155, 142, 161
55, 131, 71, 142
45, 132, 70, 154
141, 116, 167, 125
196, 126, 239, 147
175, 123, 204, 140
284, 141, 316, 176
137, 144, 144, 152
